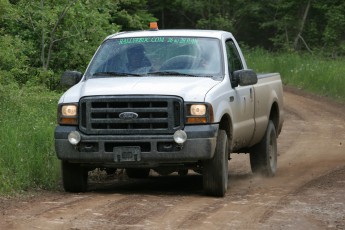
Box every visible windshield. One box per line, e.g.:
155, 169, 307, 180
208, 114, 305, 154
85, 36, 223, 79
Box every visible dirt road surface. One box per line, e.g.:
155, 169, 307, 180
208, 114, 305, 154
1, 87, 345, 230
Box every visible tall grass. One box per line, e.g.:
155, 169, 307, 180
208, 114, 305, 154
0, 84, 60, 194
244, 48, 345, 101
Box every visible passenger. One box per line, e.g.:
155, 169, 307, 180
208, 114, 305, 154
126, 44, 151, 73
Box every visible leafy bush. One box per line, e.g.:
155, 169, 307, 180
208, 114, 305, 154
0, 35, 34, 85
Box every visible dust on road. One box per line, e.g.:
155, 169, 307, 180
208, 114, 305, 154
1, 87, 345, 230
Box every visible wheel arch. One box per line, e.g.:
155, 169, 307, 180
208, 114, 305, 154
269, 101, 281, 135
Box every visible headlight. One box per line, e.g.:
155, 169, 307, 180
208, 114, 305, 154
58, 103, 78, 125
190, 104, 206, 116
62, 105, 77, 116
186, 103, 213, 124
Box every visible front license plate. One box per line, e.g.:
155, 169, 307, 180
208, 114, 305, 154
114, 147, 141, 162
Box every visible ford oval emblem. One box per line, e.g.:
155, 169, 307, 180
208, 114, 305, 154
119, 112, 139, 120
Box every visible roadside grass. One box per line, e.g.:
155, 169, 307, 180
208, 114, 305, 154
244, 48, 345, 101
0, 84, 60, 194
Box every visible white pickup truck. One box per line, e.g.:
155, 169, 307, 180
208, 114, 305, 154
55, 27, 284, 197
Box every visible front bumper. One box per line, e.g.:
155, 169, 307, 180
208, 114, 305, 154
55, 124, 219, 166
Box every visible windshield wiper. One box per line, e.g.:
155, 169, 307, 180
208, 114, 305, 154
92, 71, 142, 77
148, 71, 199, 77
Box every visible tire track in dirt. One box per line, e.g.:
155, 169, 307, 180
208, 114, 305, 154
259, 166, 345, 224
99, 195, 184, 229
259, 166, 345, 229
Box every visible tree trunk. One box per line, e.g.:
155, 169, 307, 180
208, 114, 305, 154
293, 0, 311, 51
40, 0, 45, 69
41, 0, 77, 70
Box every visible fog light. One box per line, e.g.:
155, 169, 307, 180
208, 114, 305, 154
173, 130, 187, 144
68, 131, 81, 145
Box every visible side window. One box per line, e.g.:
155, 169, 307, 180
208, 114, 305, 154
225, 40, 243, 74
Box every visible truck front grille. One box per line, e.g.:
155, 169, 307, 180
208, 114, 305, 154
79, 96, 184, 135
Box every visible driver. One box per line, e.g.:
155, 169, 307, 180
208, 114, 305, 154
126, 44, 151, 73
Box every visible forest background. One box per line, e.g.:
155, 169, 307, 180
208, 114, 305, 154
0, 0, 345, 193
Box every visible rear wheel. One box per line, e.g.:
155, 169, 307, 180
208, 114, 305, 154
250, 121, 277, 176
126, 168, 150, 179
61, 161, 88, 192
203, 130, 229, 197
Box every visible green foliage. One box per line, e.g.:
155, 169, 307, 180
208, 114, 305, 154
0, 35, 34, 85
1, 0, 345, 89
5, 0, 118, 70
171, 0, 234, 30
0, 85, 60, 194
197, 14, 234, 31
0, 0, 154, 88
112, 0, 156, 30
0, 0, 10, 16
313, 1, 345, 57
148, 0, 345, 56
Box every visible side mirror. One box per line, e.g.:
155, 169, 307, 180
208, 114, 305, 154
232, 69, 258, 87
61, 70, 83, 87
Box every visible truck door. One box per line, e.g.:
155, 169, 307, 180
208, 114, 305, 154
225, 40, 255, 149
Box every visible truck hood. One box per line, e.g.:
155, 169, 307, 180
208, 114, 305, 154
60, 77, 220, 103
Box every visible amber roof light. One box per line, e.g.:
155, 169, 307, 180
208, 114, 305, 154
150, 22, 158, 30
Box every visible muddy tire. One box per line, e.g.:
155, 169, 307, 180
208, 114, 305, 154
203, 130, 229, 197
126, 168, 150, 179
250, 120, 277, 177
61, 161, 88, 192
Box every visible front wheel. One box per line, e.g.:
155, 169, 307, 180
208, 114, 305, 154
203, 130, 229, 197
61, 161, 88, 192
250, 120, 277, 177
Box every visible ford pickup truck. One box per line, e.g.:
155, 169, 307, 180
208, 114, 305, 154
55, 26, 284, 197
